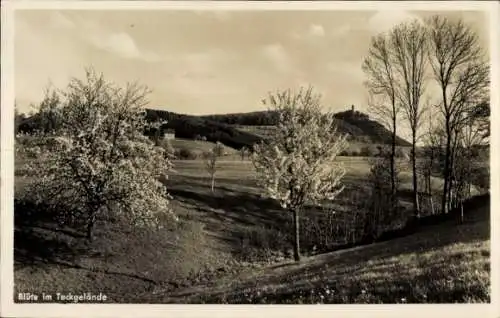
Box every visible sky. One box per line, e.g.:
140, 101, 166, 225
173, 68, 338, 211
14, 9, 489, 118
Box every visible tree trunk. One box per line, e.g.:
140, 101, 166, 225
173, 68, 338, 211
211, 176, 215, 192
292, 208, 301, 262
460, 200, 464, 224
441, 130, 452, 215
391, 116, 397, 200
411, 134, 420, 218
430, 195, 435, 215
86, 214, 95, 242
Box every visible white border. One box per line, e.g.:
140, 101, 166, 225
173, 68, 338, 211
1, 1, 499, 318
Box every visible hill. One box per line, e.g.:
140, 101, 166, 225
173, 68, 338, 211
16, 107, 411, 150
201, 108, 411, 146
144, 107, 411, 150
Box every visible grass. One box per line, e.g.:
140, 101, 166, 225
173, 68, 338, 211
13, 151, 490, 304
169, 138, 239, 156
167, 206, 490, 304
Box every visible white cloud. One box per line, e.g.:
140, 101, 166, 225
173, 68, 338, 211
331, 24, 351, 38
367, 10, 423, 34
292, 23, 327, 40
90, 32, 141, 59
259, 43, 293, 73
327, 60, 365, 83
309, 24, 325, 37
70, 16, 161, 62
174, 49, 234, 79
90, 32, 160, 62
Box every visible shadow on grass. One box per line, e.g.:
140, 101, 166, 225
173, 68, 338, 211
188, 218, 489, 303
167, 183, 288, 229
14, 198, 159, 286
166, 194, 490, 302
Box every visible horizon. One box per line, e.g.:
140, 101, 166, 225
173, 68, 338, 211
15, 9, 489, 123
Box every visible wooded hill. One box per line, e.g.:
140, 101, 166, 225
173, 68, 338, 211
144, 108, 411, 150
17, 107, 411, 150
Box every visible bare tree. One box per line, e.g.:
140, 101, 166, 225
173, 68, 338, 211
362, 33, 400, 204
252, 87, 348, 262
204, 142, 223, 192
420, 102, 444, 216
363, 19, 428, 219
240, 146, 248, 161
427, 15, 489, 214
390, 19, 429, 218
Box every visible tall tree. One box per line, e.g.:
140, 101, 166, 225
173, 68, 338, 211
362, 33, 400, 205
427, 15, 489, 214
252, 87, 348, 262
391, 19, 429, 218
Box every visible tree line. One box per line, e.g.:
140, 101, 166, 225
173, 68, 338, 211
362, 15, 489, 222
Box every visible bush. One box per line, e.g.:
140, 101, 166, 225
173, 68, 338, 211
158, 139, 175, 159
359, 145, 376, 157
300, 209, 345, 254
470, 165, 490, 192
235, 225, 291, 263
176, 147, 198, 160
395, 147, 407, 158
362, 155, 402, 242
350, 149, 360, 157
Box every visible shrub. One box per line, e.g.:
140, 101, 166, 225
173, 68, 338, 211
362, 155, 402, 242
300, 208, 345, 254
359, 145, 376, 157
350, 149, 360, 157
236, 225, 291, 263
395, 147, 407, 158
176, 147, 198, 160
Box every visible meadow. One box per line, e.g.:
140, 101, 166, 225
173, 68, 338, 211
13, 139, 490, 303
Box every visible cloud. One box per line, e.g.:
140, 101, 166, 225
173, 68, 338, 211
309, 24, 325, 37
259, 43, 292, 73
76, 19, 161, 62
291, 23, 326, 40
88, 32, 158, 61
174, 49, 234, 79
367, 10, 423, 34
15, 17, 84, 110
326, 60, 365, 83
331, 24, 351, 38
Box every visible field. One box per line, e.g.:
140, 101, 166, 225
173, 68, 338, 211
13, 146, 490, 303
232, 125, 412, 156
169, 138, 239, 157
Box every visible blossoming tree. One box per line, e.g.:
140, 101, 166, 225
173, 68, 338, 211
23, 69, 176, 241
252, 87, 349, 261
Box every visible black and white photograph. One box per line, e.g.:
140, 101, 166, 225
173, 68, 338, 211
1, 0, 498, 316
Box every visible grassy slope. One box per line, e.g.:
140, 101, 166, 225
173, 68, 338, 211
14, 158, 489, 303
165, 204, 489, 304
169, 138, 239, 156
